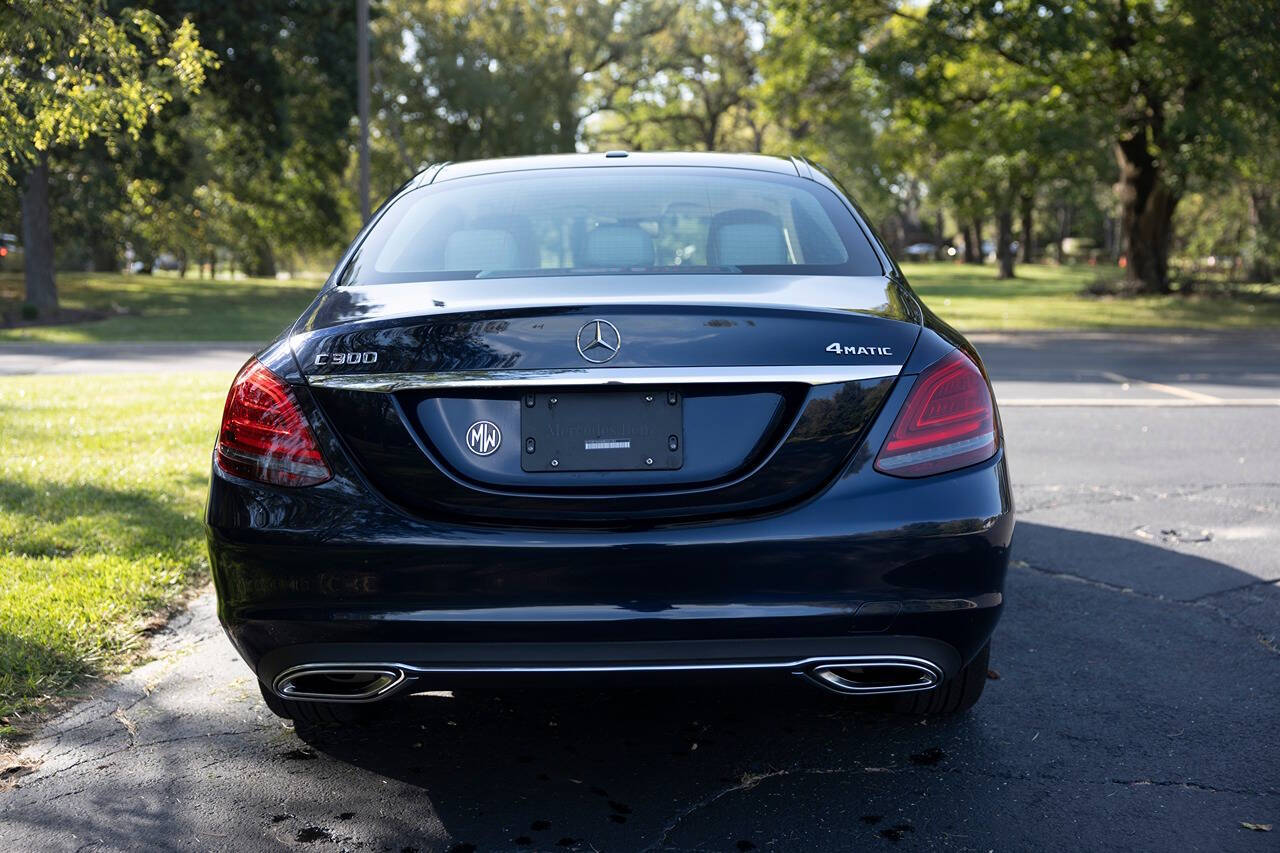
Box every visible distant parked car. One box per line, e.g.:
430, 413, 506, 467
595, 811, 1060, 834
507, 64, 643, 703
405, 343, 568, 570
902, 242, 937, 260
0, 233, 19, 270
154, 253, 182, 271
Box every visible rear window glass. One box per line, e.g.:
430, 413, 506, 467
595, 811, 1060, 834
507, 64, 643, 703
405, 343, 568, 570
340, 167, 883, 284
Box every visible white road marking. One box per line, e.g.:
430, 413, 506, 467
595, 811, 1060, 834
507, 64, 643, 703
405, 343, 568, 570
1099, 370, 1224, 403
1000, 398, 1280, 407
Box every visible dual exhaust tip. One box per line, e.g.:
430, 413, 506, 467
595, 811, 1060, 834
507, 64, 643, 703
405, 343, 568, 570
272, 656, 942, 703
801, 658, 941, 695
275, 667, 406, 703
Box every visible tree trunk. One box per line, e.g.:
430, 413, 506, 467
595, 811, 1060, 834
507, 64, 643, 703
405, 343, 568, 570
1115, 135, 1178, 293
21, 155, 58, 315
970, 219, 984, 264
90, 237, 117, 272
962, 223, 976, 263
247, 241, 276, 278
1056, 203, 1072, 264
1019, 194, 1035, 263
996, 209, 1016, 279
1246, 188, 1275, 283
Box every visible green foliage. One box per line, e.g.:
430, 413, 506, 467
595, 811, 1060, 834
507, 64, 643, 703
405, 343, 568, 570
778, 0, 1280, 290
590, 0, 766, 153
369, 0, 672, 190
0, 1, 213, 182
4, 0, 1278, 296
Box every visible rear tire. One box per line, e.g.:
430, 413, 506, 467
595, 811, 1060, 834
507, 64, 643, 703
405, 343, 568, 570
257, 681, 382, 725
889, 641, 990, 715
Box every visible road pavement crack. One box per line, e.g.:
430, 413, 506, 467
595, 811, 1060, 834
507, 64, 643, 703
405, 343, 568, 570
1015, 481, 1280, 515
644, 759, 1280, 850
7, 728, 261, 799
645, 768, 791, 851
1013, 562, 1279, 657
1107, 778, 1280, 797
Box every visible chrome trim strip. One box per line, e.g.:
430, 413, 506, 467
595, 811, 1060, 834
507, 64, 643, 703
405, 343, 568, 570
306, 365, 903, 392
271, 655, 939, 703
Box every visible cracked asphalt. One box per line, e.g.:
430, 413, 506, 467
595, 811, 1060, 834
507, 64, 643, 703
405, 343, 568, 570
2, 330, 1279, 851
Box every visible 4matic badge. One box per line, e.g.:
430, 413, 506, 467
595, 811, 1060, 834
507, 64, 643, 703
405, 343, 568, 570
826, 342, 893, 356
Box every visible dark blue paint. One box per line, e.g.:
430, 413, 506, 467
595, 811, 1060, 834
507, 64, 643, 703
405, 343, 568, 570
206, 154, 1013, 697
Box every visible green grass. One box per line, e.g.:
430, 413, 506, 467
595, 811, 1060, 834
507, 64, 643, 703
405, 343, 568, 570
0, 372, 226, 726
901, 262, 1280, 330
0, 271, 323, 343
2, 265, 1278, 342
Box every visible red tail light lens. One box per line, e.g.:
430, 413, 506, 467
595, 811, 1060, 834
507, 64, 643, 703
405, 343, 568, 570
874, 349, 998, 478
215, 359, 331, 486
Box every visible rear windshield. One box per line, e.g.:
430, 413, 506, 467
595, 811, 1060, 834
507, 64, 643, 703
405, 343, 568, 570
339, 167, 884, 284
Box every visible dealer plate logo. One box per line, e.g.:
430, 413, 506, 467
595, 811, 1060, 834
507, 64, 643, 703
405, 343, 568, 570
465, 420, 502, 456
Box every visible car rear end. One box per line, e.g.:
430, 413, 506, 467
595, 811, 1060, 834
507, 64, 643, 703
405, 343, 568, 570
205, 155, 1012, 718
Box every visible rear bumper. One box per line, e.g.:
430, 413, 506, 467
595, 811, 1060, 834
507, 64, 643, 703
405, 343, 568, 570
262, 636, 966, 701
207, 448, 1013, 695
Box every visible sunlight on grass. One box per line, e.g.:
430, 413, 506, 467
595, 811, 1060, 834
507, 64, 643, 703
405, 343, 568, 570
902, 262, 1280, 330
0, 272, 323, 343
0, 372, 226, 722
1, 265, 1277, 345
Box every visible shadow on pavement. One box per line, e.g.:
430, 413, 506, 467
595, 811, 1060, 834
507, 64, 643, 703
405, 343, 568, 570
2, 524, 1276, 852
282, 523, 1279, 851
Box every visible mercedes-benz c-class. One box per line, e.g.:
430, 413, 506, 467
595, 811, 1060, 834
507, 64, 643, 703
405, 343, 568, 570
205, 152, 1013, 724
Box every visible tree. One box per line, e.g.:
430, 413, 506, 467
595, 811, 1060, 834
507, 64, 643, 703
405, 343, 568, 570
758, 3, 910, 243
371, 0, 674, 191
0, 1, 212, 314
591, 0, 767, 153
785, 0, 1280, 293
127, 1, 359, 277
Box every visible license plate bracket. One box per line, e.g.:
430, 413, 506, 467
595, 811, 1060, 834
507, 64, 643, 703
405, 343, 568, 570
520, 390, 684, 472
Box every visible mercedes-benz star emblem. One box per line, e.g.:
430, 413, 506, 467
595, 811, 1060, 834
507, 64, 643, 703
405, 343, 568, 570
576, 319, 621, 363
465, 420, 502, 456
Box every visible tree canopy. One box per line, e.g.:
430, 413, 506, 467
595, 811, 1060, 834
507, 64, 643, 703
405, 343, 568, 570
4, 0, 1279, 312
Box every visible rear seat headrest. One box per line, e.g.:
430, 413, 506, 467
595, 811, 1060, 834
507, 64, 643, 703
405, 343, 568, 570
708, 209, 790, 266
584, 224, 655, 268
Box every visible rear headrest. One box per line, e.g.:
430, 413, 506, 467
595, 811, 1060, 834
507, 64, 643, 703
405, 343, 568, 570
442, 228, 520, 270
584, 225, 655, 268
708, 209, 790, 266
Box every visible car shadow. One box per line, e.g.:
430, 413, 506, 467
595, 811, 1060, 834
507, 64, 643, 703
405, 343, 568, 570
283, 521, 1279, 850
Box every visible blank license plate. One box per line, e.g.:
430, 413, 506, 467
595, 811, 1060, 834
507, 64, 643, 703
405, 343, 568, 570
520, 390, 684, 472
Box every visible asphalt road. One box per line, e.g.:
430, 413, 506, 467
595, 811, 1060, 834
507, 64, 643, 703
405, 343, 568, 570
2, 330, 1278, 852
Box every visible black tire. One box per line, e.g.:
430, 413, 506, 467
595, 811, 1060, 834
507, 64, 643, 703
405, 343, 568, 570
257, 681, 382, 725
889, 641, 991, 716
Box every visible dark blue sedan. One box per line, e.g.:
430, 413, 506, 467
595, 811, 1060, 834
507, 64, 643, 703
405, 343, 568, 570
205, 152, 1013, 724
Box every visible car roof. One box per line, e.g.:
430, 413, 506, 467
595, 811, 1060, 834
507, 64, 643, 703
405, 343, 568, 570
430, 151, 802, 184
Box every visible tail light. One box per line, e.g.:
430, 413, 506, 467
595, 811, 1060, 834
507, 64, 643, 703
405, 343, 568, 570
215, 359, 331, 486
874, 349, 998, 478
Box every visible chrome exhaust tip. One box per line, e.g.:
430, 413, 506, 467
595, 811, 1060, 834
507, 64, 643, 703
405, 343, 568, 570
802, 656, 942, 695
273, 666, 407, 702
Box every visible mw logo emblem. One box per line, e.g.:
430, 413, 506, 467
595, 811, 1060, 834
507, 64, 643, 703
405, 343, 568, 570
466, 420, 502, 456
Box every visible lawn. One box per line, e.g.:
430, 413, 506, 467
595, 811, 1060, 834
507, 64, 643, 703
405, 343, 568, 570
0, 271, 323, 343
901, 262, 1280, 329
2, 265, 1279, 343
0, 372, 226, 733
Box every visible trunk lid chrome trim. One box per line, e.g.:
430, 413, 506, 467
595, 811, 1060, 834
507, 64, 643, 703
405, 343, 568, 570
306, 364, 903, 393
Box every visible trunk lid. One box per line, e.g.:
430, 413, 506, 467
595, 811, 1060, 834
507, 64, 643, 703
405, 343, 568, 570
293, 274, 920, 526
